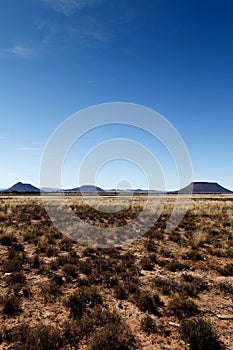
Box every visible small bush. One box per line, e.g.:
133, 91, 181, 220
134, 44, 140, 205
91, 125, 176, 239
2, 295, 21, 316
40, 281, 61, 302
10, 322, 63, 350
5, 272, 26, 288
2, 257, 23, 273
87, 315, 138, 350
62, 263, 77, 278
133, 290, 163, 315
22, 286, 32, 298
169, 232, 185, 246
219, 263, 233, 276
114, 284, 128, 300
0, 234, 14, 246
167, 259, 189, 272
140, 256, 154, 270
144, 239, 157, 252
185, 249, 203, 261
32, 254, 41, 268
140, 314, 156, 334
167, 295, 199, 319
154, 277, 179, 295
66, 287, 102, 319
52, 274, 64, 286
180, 318, 225, 350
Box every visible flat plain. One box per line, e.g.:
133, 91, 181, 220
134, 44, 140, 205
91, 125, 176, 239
0, 194, 233, 349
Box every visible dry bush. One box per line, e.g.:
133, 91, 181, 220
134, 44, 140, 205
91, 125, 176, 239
144, 238, 157, 252
140, 256, 154, 270
66, 286, 102, 319
167, 295, 200, 319
2, 256, 23, 273
219, 281, 233, 297
5, 271, 26, 288
166, 259, 189, 272
140, 314, 157, 334
87, 314, 139, 350
180, 318, 225, 350
154, 276, 179, 295
114, 284, 128, 300
133, 290, 163, 315
40, 280, 62, 302
8, 322, 63, 350
62, 263, 77, 278
1, 294, 22, 316
0, 233, 16, 246
169, 231, 186, 246
185, 249, 203, 261
218, 263, 233, 276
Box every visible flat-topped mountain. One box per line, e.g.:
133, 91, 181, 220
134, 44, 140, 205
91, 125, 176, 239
65, 185, 104, 193
4, 182, 40, 193
179, 182, 233, 194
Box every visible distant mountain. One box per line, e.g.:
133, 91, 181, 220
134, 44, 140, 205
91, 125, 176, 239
41, 187, 62, 192
113, 189, 162, 194
2, 181, 233, 194
5, 182, 40, 193
179, 182, 233, 194
65, 185, 104, 193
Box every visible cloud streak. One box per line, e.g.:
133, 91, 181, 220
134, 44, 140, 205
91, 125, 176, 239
0, 45, 35, 59
41, 0, 102, 16
10, 45, 33, 58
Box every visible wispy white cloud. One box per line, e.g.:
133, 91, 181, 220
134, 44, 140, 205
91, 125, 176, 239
9, 45, 34, 58
0, 45, 35, 59
41, 0, 102, 16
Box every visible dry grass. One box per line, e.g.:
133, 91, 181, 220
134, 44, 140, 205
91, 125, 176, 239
0, 194, 233, 349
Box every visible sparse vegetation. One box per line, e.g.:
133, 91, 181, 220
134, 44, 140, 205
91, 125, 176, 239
167, 294, 200, 319
180, 318, 225, 350
87, 314, 138, 350
0, 194, 232, 349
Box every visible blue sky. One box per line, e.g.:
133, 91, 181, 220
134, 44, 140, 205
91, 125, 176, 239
0, 0, 233, 190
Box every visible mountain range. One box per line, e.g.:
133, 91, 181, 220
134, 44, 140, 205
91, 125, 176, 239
0, 181, 232, 194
